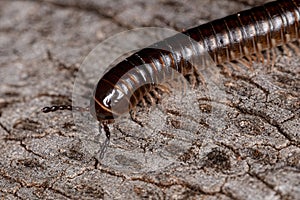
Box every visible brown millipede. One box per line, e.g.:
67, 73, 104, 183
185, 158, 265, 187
42, 0, 300, 158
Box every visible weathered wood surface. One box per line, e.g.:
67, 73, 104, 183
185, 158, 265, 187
0, 0, 299, 199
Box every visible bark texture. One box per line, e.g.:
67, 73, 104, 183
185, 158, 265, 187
0, 0, 299, 199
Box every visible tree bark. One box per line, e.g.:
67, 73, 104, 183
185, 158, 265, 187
0, 0, 299, 199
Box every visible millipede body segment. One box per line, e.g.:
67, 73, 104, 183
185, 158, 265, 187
90, 0, 300, 122
42, 0, 300, 158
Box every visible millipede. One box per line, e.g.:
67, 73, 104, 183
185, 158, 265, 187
42, 0, 300, 158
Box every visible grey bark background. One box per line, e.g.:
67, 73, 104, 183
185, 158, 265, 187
0, 0, 299, 199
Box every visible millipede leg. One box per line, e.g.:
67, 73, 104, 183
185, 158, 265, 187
251, 52, 264, 64
271, 48, 276, 68
245, 55, 253, 67
183, 64, 206, 88
130, 109, 144, 127
150, 89, 161, 103
185, 73, 197, 88
257, 51, 265, 64
237, 57, 252, 70
145, 93, 155, 106
251, 54, 257, 63
139, 97, 147, 108
228, 61, 242, 72
192, 65, 206, 87
155, 84, 171, 95
266, 49, 271, 66
282, 44, 293, 57
220, 63, 233, 76
287, 42, 300, 56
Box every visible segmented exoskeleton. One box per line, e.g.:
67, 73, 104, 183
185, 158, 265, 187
42, 0, 300, 159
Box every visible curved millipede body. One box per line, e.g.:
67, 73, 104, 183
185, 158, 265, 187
90, 0, 300, 122
42, 0, 300, 158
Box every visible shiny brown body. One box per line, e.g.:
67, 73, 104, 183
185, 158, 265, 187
185, 0, 300, 64
91, 0, 300, 121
